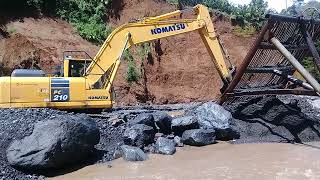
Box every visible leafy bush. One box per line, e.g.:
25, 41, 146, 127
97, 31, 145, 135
126, 60, 140, 83
123, 44, 151, 84
123, 49, 134, 62
302, 40, 320, 81
72, 19, 113, 44
0, 0, 113, 44
56, 0, 112, 44
169, 0, 268, 31
301, 57, 320, 81
231, 0, 268, 30
204, 0, 236, 14
136, 43, 151, 60
123, 49, 140, 84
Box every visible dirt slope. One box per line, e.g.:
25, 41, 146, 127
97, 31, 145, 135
0, 0, 256, 105
0, 18, 99, 73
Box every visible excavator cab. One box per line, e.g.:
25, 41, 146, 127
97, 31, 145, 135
54, 51, 92, 78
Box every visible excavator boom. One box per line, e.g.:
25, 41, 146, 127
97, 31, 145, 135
86, 4, 230, 90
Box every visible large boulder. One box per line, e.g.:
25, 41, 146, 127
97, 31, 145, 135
155, 137, 176, 155
6, 115, 100, 170
193, 102, 232, 130
226, 96, 320, 143
229, 117, 296, 143
191, 102, 239, 141
182, 129, 216, 146
120, 145, 148, 161
171, 116, 199, 136
123, 124, 155, 148
153, 112, 172, 134
128, 113, 155, 128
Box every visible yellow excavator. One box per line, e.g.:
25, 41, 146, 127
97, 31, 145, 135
0, 5, 233, 110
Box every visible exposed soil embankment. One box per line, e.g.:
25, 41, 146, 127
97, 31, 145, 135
0, 18, 99, 74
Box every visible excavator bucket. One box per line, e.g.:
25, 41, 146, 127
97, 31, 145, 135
221, 14, 320, 104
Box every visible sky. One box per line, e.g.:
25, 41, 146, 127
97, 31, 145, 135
229, 0, 314, 12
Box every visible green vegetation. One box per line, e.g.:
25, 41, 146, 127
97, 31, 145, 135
7, 28, 16, 35
301, 57, 320, 81
123, 49, 134, 62
281, 0, 320, 17
301, 41, 320, 80
123, 49, 140, 84
280, 0, 320, 80
55, 0, 113, 44
232, 25, 256, 37
136, 43, 151, 60
123, 43, 151, 84
126, 60, 140, 84
167, 0, 268, 30
0, 0, 113, 44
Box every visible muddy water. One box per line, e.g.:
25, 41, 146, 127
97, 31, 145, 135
53, 142, 320, 180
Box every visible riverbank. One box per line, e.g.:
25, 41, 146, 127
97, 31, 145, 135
52, 142, 320, 180
1, 95, 320, 179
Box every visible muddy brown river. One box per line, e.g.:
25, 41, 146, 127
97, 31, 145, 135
52, 142, 320, 180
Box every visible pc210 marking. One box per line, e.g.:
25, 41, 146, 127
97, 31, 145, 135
51, 89, 70, 102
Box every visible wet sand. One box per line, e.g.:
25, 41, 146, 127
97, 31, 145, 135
52, 142, 320, 180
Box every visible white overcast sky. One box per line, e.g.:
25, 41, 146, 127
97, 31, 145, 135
229, 0, 315, 12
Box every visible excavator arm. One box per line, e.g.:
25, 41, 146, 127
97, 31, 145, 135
85, 4, 231, 91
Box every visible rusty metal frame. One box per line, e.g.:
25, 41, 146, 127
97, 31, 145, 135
220, 14, 320, 104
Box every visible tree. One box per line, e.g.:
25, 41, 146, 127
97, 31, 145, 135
301, 0, 320, 18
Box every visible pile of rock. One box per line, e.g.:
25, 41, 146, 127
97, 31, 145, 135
3, 95, 320, 178
6, 114, 100, 171
119, 102, 240, 161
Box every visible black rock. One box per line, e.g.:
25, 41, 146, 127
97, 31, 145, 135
154, 112, 172, 134
193, 102, 232, 130
225, 96, 320, 143
215, 128, 240, 141
155, 137, 176, 155
120, 145, 148, 161
128, 113, 155, 128
123, 124, 155, 148
171, 116, 199, 136
182, 129, 216, 146
6, 115, 100, 170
